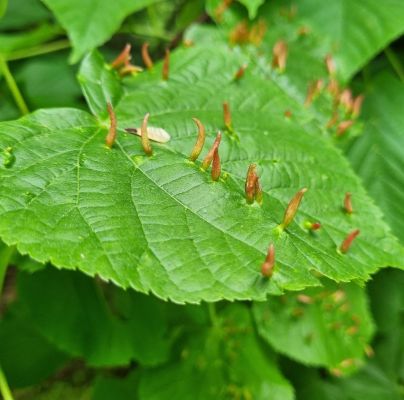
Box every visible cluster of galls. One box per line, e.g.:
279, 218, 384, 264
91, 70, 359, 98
105, 44, 361, 281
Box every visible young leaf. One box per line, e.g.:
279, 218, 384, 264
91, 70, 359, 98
0, 46, 402, 303
253, 281, 375, 373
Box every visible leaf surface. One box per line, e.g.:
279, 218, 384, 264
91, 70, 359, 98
0, 46, 402, 303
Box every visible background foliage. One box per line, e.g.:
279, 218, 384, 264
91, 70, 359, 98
0, 0, 403, 398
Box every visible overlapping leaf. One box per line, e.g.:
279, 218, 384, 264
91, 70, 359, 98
0, 45, 402, 303
41, 0, 159, 62
253, 281, 374, 373
347, 72, 404, 243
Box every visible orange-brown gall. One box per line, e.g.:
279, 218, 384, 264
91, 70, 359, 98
337, 120, 354, 136
304, 221, 321, 231
111, 43, 131, 69
339, 89, 353, 111
245, 164, 257, 204
223, 102, 232, 131
254, 177, 263, 205
272, 40, 288, 72
305, 79, 324, 107
162, 49, 170, 80
326, 111, 339, 129
105, 102, 117, 148
344, 192, 353, 214
280, 188, 308, 230
234, 64, 248, 80
141, 113, 153, 156
202, 132, 222, 170
211, 148, 221, 181
261, 244, 275, 278
325, 54, 336, 76
352, 95, 364, 117
141, 42, 154, 70
189, 118, 206, 161
340, 229, 360, 254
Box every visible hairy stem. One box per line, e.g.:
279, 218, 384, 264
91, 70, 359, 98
0, 56, 29, 115
208, 302, 219, 328
384, 46, 404, 83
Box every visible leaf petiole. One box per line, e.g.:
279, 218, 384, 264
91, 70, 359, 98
0, 55, 29, 115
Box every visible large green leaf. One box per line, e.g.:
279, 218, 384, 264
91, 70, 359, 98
17, 268, 173, 367
138, 304, 294, 400
41, 0, 159, 62
347, 72, 404, 243
0, 46, 402, 303
253, 281, 374, 373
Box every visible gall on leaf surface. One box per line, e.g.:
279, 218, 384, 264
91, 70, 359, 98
0, 46, 402, 303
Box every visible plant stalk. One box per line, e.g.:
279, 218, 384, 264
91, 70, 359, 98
0, 365, 14, 400
0, 55, 29, 115
6, 39, 71, 61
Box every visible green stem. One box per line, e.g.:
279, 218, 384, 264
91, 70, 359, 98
0, 365, 14, 400
384, 46, 404, 83
6, 39, 71, 61
0, 56, 29, 115
208, 303, 219, 328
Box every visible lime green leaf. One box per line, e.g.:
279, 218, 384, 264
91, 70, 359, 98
41, 0, 159, 62
347, 72, 404, 243
138, 305, 294, 400
253, 281, 374, 373
0, 46, 402, 303
17, 268, 173, 367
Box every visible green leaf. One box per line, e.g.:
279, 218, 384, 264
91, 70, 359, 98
92, 372, 139, 400
138, 304, 294, 400
238, 0, 265, 19
78, 50, 123, 116
0, 0, 7, 19
347, 72, 404, 243
0, 305, 68, 388
41, 0, 159, 62
0, 46, 402, 303
289, 363, 403, 400
293, 0, 404, 80
253, 281, 374, 373
17, 268, 173, 367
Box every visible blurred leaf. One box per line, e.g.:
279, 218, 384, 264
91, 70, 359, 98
138, 304, 294, 400
0, 0, 7, 19
0, 0, 50, 31
92, 371, 139, 400
17, 268, 174, 367
347, 72, 404, 243
41, 0, 159, 62
0, 23, 60, 55
17, 53, 82, 109
254, 281, 375, 373
0, 305, 68, 388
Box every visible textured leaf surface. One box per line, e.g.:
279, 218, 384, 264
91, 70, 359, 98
253, 281, 374, 372
42, 0, 158, 62
138, 305, 294, 400
0, 46, 402, 303
17, 268, 173, 367
347, 73, 404, 243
